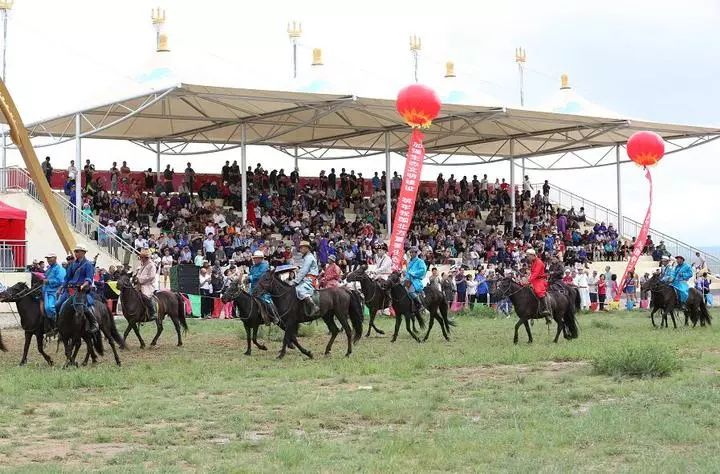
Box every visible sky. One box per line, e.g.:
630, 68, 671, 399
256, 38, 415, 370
1, 0, 719, 245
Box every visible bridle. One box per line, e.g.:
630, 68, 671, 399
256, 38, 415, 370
0, 283, 43, 302
491, 277, 527, 300
347, 270, 381, 304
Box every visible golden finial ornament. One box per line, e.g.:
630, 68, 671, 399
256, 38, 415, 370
409, 34, 422, 52
287, 21, 302, 40
312, 48, 323, 66
444, 61, 456, 78
151, 7, 166, 25
560, 73, 570, 89
0, 0, 13, 11
151, 7, 169, 52
515, 47, 526, 64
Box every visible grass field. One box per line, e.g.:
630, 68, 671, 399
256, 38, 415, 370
1, 308, 719, 472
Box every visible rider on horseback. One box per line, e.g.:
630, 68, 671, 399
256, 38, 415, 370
247, 250, 279, 323
42, 253, 65, 326
403, 247, 427, 318
134, 249, 157, 321
291, 241, 320, 316
371, 243, 393, 280
663, 255, 693, 305
55, 244, 99, 334
525, 249, 552, 318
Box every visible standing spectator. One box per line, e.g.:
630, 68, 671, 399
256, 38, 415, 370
372, 172, 381, 192
185, 162, 196, 196
692, 251, 707, 276
466, 274, 478, 309
455, 273, 467, 309
588, 270, 599, 310
203, 233, 216, 264
639, 272, 651, 302
610, 274, 619, 303
109, 161, 119, 194
574, 268, 590, 311
436, 173, 445, 198
522, 175, 533, 199
441, 272, 455, 307
320, 254, 342, 288
391, 172, 401, 198
699, 272, 711, 305
327, 168, 336, 190
67, 160, 78, 182
221, 161, 230, 183
41, 156, 53, 184
542, 179, 550, 197
199, 266, 213, 318
120, 161, 131, 192
161, 248, 174, 288
598, 274, 608, 311
83, 159, 95, 184
624, 271, 637, 307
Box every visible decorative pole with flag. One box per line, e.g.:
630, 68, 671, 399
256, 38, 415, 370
615, 131, 665, 301
388, 84, 441, 270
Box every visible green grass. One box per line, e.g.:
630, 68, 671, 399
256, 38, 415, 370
1, 309, 720, 472
592, 344, 681, 378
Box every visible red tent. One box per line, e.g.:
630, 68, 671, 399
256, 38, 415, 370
0, 200, 26, 269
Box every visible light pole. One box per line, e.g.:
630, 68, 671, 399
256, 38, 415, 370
287, 21, 302, 79
0, 0, 13, 193
515, 47, 526, 107
409, 34, 421, 83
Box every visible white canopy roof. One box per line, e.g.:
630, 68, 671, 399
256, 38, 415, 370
17, 83, 720, 170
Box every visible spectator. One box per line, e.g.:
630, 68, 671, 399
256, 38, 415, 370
598, 274, 607, 311
185, 162, 196, 196
588, 270, 599, 309
41, 156, 53, 184
199, 266, 213, 318
67, 160, 78, 182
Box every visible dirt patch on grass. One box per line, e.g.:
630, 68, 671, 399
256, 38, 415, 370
0, 436, 136, 467
570, 398, 618, 416
450, 361, 589, 382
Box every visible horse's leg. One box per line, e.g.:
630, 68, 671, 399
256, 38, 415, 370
123, 321, 133, 344
553, 319, 563, 343
290, 334, 313, 359
71, 338, 83, 368
62, 339, 75, 369
422, 310, 436, 342
99, 324, 122, 366
150, 315, 164, 346
366, 309, 376, 337
19, 331, 32, 366
524, 320, 533, 343
239, 320, 252, 355
650, 308, 657, 328
390, 309, 403, 343
252, 325, 267, 351
513, 319, 523, 344
404, 313, 422, 343
81, 334, 97, 366
277, 318, 296, 359
131, 322, 146, 348
169, 313, 183, 347
371, 304, 385, 335
437, 307, 451, 341
323, 315, 340, 355
336, 314, 353, 357
670, 310, 677, 329
36, 332, 54, 366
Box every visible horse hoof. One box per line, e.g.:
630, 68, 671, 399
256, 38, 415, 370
276, 353, 285, 360
81, 361, 88, 367
375, 329, 385, 335
306, 352, 314, 359
19, 361, 27, 367
256, 345, 267, 351
345, 353, 351, 358
176, 343, 183, 347
47, 360, 54, 367
244, 351, 251, 356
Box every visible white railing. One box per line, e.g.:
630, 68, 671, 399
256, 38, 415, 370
0, 239, 26, 271
0, 167, 139, 267
536, 182, 720, 272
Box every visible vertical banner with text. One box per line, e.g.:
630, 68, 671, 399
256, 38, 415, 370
616, 168, 653, 301
389, 129, 425, 270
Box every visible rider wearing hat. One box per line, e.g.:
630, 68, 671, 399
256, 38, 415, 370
55, 244, 99, 333
135, 249, 157, 320
659, 255, 674, 281
403, 246, 427, 314
320, 254, 342, 288
291, 241, 320, 316
372, 243, 392, 280
247, 250, 278, 323
663, 255, 693, 304
42, 252, 66, 323
525, 248, 551, 317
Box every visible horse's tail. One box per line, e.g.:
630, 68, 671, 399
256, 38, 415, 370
93, 331, 105, 356
699, 300, 712, 326
347, 289, 364, 344
176, 293, 189, 335
574, 287, 581, 312
439, 298, 454, 327
416, 311, 426, 330
563, 308, 579, 340
0, 330, 7, 352
106, 311, 126, 350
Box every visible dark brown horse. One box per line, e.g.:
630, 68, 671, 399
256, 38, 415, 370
641, 273, 711, 328
345, 265, 388, 337
0, 281, 54, 365
385, 272, 453, 342
0, 328, 6, 353
116, 273, 188, 348
221, 280, 270, 356
491, 277, 579, 344
252, 270, 364, 359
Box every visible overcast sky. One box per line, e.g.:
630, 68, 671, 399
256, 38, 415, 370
2, 0, 719, 245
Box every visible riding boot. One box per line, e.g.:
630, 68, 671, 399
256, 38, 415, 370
304, 297, 319, 317
539, 296, 552, 322
145, 299, 157, 321
85, 307, 99, 334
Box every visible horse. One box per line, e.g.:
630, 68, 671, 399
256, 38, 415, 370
56, 288, 124, 368
490, 277, 579, 344
0, 328, 5, 353
641, 273, 711, 328
385, 272, 452, 342
116, 273, 188, 348
345, 265, 388, 337
252, 270, 364, 359
0, 281, 54, 366
220, 280, 270, 356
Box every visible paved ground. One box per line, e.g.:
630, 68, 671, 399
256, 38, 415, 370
0, 312, 20, 329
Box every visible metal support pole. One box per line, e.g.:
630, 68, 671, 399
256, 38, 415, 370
1, 130, 5, 193
616, 145, 623, 237
74, 113, 82, 230
521, 156, 526, 196
1, 8, 8, 194
156, 140, 161, 181
384, 132, 392, 237
292, 40, 297, 79
293, 146, 299, 172
241, 123, 247, 225
510, 140, 516, 229
2, 8, 7, 84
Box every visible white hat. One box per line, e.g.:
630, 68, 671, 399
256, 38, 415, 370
45, 252, 57, 258
252, 250, 265, 258
661, 255, 670, 261
525, 248, 536, 256
73, 244, 87, 252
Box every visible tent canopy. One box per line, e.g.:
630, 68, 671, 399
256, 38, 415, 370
17, 83, 720, 170
0, 200, 26, 241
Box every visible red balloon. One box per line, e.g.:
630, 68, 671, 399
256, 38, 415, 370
396, 84, 441, 128
626, 131, 665, 167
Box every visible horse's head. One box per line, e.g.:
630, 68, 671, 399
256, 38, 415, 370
252, 270, 276, 297
489, 276, 515, 299
641, 272, 662, 292
116, 272, 134, 290
221, 279, 244, 303
386, 271, 402, 286
345, 264, 368, 283
0, 282, 30, 302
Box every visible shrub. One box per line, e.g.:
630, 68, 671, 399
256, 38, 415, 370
592, 345, 680, 378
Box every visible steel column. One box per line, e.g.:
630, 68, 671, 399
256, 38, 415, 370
156, 140, 161, 180
385, 132, 392, 237
1, 131, 5, 192
241, 123, 247, 225
294, 146, 299, 172
510, 139, 516, 229
74, 113, 82, 229
616, 145, 623, 237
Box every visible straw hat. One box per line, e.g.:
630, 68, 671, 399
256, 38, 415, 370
299, 241, 311, 248
252, 250, 265, 258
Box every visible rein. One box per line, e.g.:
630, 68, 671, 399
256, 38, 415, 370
3, 284, 43, 302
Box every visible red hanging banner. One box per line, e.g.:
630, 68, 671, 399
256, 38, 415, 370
389, 128, 425, 270
616, 168, 653, 301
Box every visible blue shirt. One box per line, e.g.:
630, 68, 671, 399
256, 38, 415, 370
44, 263, 66, 292
405, 256, 427, 292
248, 260, 269, 292
63, 257, 95, 287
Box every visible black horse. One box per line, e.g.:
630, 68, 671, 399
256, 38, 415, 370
491, 277, 579, 344
385, 272, 452, 342
116, 273, 188, 348
0, 328, 6, 353
641, 273, 711, 328
56, 289, 124, 368
345, 265, 388, 337
220, 280, 270, 356
252, 270, 364, 359
0, 281, 54, 366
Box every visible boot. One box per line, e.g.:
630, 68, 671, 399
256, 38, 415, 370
145, 299, 157, 321
304, 297, 319, 317
85, 307, 99, 334
539, 296, 552, 321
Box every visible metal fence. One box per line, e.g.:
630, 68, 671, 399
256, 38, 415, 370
0, 239, 26, 271
536, 182, 720, 272
0, 166, 138, 267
